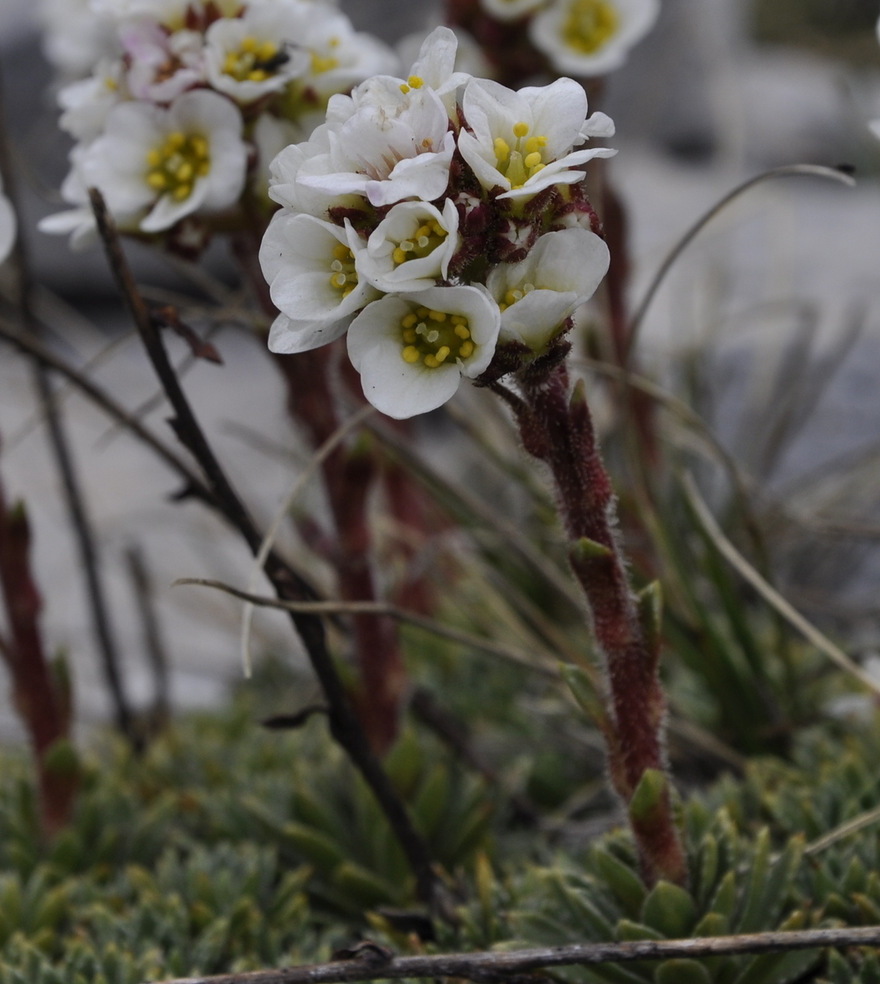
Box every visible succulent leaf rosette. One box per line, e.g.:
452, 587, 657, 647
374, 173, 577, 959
39, 0, 398, 249
260, 27, 613, 419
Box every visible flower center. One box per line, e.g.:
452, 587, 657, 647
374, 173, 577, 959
223, 36, 288, 82
400, 307, 475, 369
498, 282, 536, 311
399, 75, 424, 95
561, 0, 620, 54
391, 219, 448, 266
145, 131, 210, 202
328, 243, 358, 297
493, 121, 549, 189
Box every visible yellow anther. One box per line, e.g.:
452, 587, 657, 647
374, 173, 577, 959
402, 313, 418, 329
258, 40, 276, 60
459, 340, 475, 358
332, 243, 351, 261
176, 162, 193, 181
191, 136, 208, 159
512, 121, 529, 138
428, 310, 446, 322
249, 69, 268, 81
146, 149, 162, 167
241, 36, 258, 53
399, 83, 410, 94
402, 346, 421, 364
167, 131, 185, 149
423, 354, 440, 368
435, 345, 451, 364
525, 135, 547, 153
172, 184, 191, 201
494, 137, 510, 162
407, 75, 424, 89
311, 53, 339, 74
403, 328, 417, 343
417, 307, 430, 318
392, 247, 408, 265
147, 172, 167, 190
524, 151, 543, 169
454, 324, 471, 339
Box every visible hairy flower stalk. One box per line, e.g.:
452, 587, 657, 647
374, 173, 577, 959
513, 360, 685, 885
258, 26, 685, 884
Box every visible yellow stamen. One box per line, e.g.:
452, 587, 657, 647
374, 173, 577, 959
561, 0, 620, 54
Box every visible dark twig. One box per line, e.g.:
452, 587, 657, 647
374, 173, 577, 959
125, 544, 172, 731
87, 189, 442, 913
0, 71, 138, 746
141, 926, 880, 984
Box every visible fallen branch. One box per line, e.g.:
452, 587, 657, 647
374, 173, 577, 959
144, 926, 880, 984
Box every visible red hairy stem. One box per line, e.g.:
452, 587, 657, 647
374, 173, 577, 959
515, 360, 685, 886
0, 475, 77, 836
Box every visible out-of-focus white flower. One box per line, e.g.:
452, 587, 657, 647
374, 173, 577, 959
480, 0, 545, 22
529, 0, 660, 77
123, 22, 206, 102
82, 89, 247, 233
346, 285, 500, 419
458, 76, 614, 201
39, 0, 119, 78
357, 199, 460, 293
487, 228, 608, 349
261, 213, 380, 353
0, 178, 16, 265
204, 5, 311, 104
57, 60, 127, 142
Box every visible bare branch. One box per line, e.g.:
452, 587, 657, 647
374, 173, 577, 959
143, 926, 880, 984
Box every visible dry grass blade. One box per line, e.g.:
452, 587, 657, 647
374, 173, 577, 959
625, 164, 856, 363
681, 471, 880, 695
240, 403, 375, 677
176, 576, 561, 677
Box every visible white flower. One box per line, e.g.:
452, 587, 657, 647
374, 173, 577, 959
57, 61, 127, 142
261, 212, 380, 353
288, 9, 399, 106
458, 76, 615, 201
297, 77, 456, 207
39, 0, 120, 78
122, 22, 206, 102
479, 0, 545, 23
402, 26, 473, 118
528, 0, 660, 77
486, 228, 609, 350
357, 198, 460, 293
346, 285, 500, 418
0, 178, 16, 264
79, 89, 248, 233
204, 4, 311, 104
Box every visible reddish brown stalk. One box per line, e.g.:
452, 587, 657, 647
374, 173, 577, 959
275, 348, 406, 755
0, 469, 77, 837
514, 359, 685, 886
232, 231, 406, 755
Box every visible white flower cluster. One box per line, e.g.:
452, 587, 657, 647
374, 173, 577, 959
260, 27, 612, 419
39, 0, 397, 248
470, 0, 659, 78
0, 176, 15, 265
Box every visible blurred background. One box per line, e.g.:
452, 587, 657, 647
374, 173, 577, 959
1, 0, 880, 742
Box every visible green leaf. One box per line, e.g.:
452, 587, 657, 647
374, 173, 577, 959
592, 846, 646, 920
640, 881, 696, 939
654, 958, 712, 984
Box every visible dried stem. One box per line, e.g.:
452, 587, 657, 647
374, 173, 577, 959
140, 926, 880, 984
87, 190, 442, 912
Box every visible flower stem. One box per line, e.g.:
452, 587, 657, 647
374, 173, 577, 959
514, 359, 685, 886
